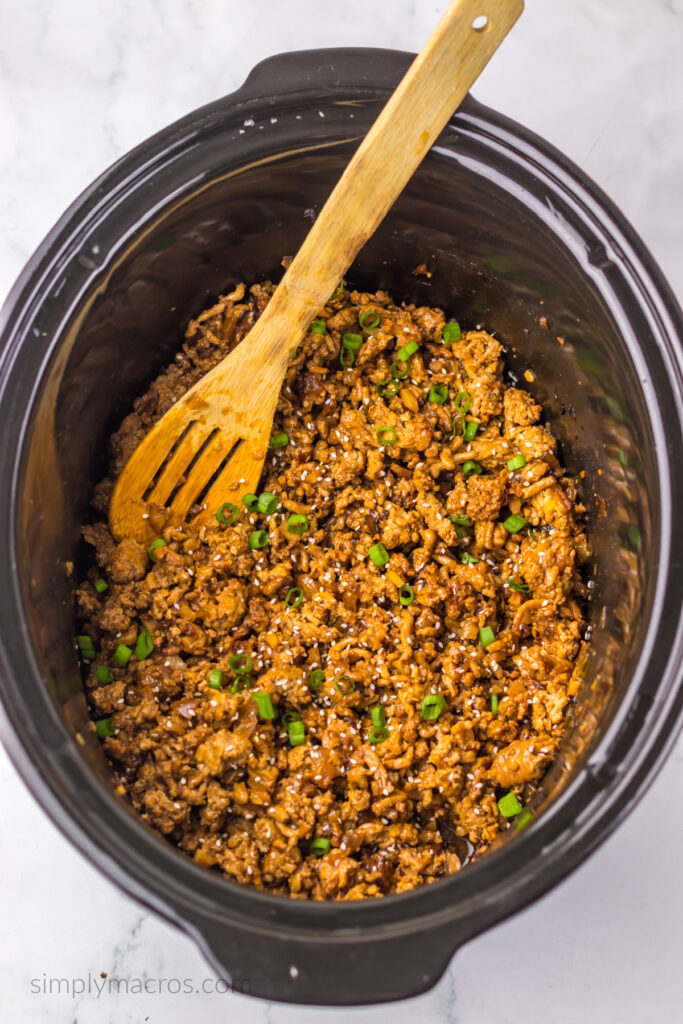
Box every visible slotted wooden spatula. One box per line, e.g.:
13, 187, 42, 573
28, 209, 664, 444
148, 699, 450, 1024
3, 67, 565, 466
110, 0, 523, 542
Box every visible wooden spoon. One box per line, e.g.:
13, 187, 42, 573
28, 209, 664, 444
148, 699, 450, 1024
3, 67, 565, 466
110, 0, 523, 542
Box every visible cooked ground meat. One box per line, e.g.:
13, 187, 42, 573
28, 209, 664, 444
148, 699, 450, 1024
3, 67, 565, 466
76, 280, 589, 900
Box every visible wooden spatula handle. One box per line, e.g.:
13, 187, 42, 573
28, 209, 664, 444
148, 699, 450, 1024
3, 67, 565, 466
259, 0, 523, 361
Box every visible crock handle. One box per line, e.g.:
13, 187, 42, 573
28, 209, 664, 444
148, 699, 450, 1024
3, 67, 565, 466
190, 918, 466, 1004
238, 47, 416, 100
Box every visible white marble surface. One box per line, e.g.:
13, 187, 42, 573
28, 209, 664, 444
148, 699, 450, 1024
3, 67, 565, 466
0, 1, 682, 1021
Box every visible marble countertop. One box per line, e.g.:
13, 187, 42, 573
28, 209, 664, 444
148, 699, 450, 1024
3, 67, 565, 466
1, 1, 681, 1021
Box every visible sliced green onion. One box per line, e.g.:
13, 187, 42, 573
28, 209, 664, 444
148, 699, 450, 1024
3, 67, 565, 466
428, 384, 449, 405
334, 675, 355, 694
291, 348, 299, 360
208, 669, 224, 690
359, 310, 381, 329
398, 584, 415, 606
507, 454, 527, 471
94, 578, 108, 594
135, 630, 154, 661
231, 674, 251, 693
342, 332, 363, 351
397, 340, 419, 363
310, 837, 331, 857
421, 694, 446, 721
617, 449, 629, 469
248, 530, 269, 550
96, 665, 113, 684
311, 318, 327, 334
369, 542, 390, 567
462, 420, 479, 442
216, 502, 239, 526
229, 654, 253, 674
442, 321, 461, 344
268, 432, 289, 449
253, 691, 277, 719
463, 460, 483, 477
288, 719, 306, 746
281, 711, 302, 725
461, 551, 480, 565
242, 492, 259, 511
451, 514, 471, 526
390, 360, 410, 380
257, 492, 279, 515
285, 587, 305, 608
308, 669, 325, 691
76, 635, 96, 660
503, 514, 527, 534
479, 626, 495, 649
508, 578, 530, 593
498, 792, 523, 818
370, 705, 386, 728
333, 278, 345, 298
491, 693, 499, 715
515, 809, 533, 829
454, 391, 471, 413
148, 537, 167, 561
369, 725, 390, 744
287, 513, 309, 535
455, 526, 464, 539
375, 379, 398, 398
95, 718, 116, 738
376, 426, 398, 446
113, 643, 132, 667
340, 345, 356, 367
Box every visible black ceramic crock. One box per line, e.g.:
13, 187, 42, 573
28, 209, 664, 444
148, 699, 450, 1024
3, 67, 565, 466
0, 49, 682, 1006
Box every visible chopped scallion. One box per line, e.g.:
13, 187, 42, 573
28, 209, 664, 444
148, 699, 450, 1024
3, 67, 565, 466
428, 383, 448, 405
310, 837, 331, 856
369, 542, 390, 567
369, 725, 390, 744
463, 460, 483, 476
442, 321, 461, 344
462, 420, 479, 442
242, 492, 259, 511
398, 584, 415, 606
498, 792, 523, 818
397, 340, 419, 363
334, 675, 355, 695
248, 530, 269, 550
508, 578, 530, 593
479, 626, 495, 648
454, 391, 471, 413
503, 514, 527, 534
76, 635, 96, 660
370, 705, 386, 728
135, 630, 154, 661
288, 719, 306, 746
96, 665, 113, 684
268, 432, 289, 449
308, 669, 325, 691
208, 669, 223, 689
95, 718, 116, 738
113, 644, 132, 667
229, 654, 253, 674
257, 492, 279, 515
287, 513, 309, 535
94, 578, 108, 594
359, 310, 381, 329
421, 694, 446, 721
148, 537, 167, 561
376, 426, 398, 446
507, 454, 527, 471
216, 502, 239, 526
285, 587, 305, 608
311, 318, 327, 334
253, 691, 277, 719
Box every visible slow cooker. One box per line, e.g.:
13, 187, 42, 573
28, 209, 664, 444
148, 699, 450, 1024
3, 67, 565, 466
0, 48, 681, 1005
